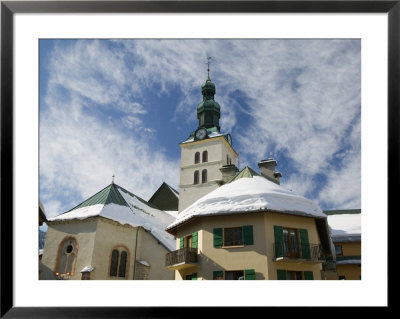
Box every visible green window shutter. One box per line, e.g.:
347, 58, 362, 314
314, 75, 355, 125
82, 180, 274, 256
274, 226, 284, 258
244, 269, 255, 280
299, 229, 311, 259
213, 270, 224, 280
213, 228, 223, 247
191, 273, 198, 280
277, 269, 287, 280
304, 271, 314, 280
192, 232, 198, 248
243, 225, 254, 245
179, 237, 184, 249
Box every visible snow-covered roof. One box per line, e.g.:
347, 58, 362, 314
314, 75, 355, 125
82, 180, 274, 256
327, 213, 361, 238
80, 266, 94, 273
137, 260, 150, 267
164, 210, 179, 218
336, 259, 361, 265
166, 171, 326, 232
48, 184, 176, 251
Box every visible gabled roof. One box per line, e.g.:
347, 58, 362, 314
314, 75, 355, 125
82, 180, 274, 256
148, 182, 179, 202
64, 183, 128, 213
226, 166, 259, 183
48, 183, 176, 251
148, 182, 179, 211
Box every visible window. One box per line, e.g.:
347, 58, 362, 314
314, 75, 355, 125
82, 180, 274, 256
335, 244, 343, 256
185, 273, 197, 280
56, 237, 78, 276
287, 271, 303, 280
109, 247, 129, 278
194, 152, 200, 164
202, 151, 208, 162
277, 270, 314, 280
283, 228, 300, 258
201, 169, 207, 183
274, 226, 311, 259
214, 226, 253, 248
225, 270, 244, 280
213, 269, 255, 280
185, 235, 193, 248
224, 227, 243, 246
194, 170, 199, 184
81, 272, 91, 280
179, 232, 198, 249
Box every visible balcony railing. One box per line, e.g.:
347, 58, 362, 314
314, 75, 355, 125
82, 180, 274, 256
273, 242, 323, 262
165, 247, 198, 269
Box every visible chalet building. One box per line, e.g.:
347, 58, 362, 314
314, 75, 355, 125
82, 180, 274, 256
165, 166, 333, 280
325, 209, 361, 280
164, 73, 335, 280
40, 182, 175, 280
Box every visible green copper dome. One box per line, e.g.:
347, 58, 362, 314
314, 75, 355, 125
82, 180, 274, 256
201, 79, 216, 94
197, 77, 220, 130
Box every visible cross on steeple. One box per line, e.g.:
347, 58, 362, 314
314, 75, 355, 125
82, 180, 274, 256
206, 56, 212, 80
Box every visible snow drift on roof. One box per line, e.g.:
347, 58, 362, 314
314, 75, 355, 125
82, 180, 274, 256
167, 175, 325, 231
48, 184, 176, 251
327, 213, 361, 236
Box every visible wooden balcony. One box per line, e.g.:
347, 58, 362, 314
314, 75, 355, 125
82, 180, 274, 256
165, 247, 198, 270
273, 242, 323, 263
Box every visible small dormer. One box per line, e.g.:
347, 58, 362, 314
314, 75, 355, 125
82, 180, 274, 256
258, 158, 282, 185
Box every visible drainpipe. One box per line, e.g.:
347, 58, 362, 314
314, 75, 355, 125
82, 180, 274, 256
133, 226, 139, 280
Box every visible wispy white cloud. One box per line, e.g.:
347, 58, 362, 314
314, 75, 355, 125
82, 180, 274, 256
40, 39, 361, 216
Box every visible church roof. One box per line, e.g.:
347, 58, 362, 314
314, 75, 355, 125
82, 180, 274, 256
48, 183, 176, 251
166, 168, 327, 233
64, 183, 128, 212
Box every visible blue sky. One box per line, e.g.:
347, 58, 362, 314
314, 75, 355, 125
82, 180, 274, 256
39, 39, 361, 219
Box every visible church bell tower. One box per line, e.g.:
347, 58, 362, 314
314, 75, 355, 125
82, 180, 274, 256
178, 60, 239, 212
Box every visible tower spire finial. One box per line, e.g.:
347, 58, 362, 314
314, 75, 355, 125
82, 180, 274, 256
112, 174, 115, 184
206, 56, 212, 81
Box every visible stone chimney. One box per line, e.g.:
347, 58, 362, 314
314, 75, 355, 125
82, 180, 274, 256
219, 164, 239, 184
258, 158, 282, 185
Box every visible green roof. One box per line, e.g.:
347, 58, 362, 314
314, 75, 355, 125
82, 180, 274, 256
323, 209, 361, 215
65, 183, 129, 213
226, 166, 259, 184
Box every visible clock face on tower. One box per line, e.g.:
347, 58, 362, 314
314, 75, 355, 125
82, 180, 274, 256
195, 128, 207, 140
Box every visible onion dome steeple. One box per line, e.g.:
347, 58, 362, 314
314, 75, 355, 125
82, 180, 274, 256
197, 58, 221, 131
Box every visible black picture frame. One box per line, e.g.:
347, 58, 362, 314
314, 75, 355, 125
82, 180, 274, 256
1, 1, 395, 317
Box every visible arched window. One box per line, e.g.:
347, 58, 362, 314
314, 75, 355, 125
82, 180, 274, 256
194, 170, 199, 185
110, 250, 119, 276
202, 151, 208, 163
194, 152, 200, 164
109, 247, 129, 278
56, 237, 78, 276
202, 169, 207, 183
